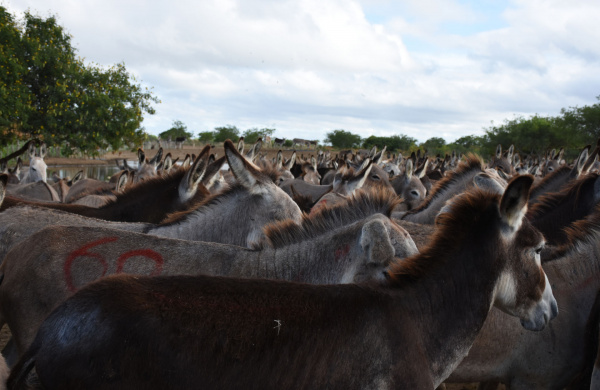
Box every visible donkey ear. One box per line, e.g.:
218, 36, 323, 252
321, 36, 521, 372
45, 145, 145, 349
575, 146, 590, 176
149, 148, 163, 166
405, 159, 414, 180
360, 218, 395, 265
28, 142, 36, 159
507, 145, 514, 160
496, 144, 502, 159
499, 175, 534, 231
311, 156, 317, 170
116, 171, 128, 192
237, 137, 245, 154
39, 143, 47, 159
225, 140, 263, 189
180, 145, 211, 201
137, 149, 146, 166
284, 151, 296, 171
182, 154, 191, 170
71, 170, 84, 185
276, 150, 283, 169
353, 160, 373, 191
0, 173, 7, 207
163, 153, 173, 172
202, 156, 226, 190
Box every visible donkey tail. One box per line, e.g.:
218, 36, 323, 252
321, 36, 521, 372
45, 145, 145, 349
6, 339, 41, 390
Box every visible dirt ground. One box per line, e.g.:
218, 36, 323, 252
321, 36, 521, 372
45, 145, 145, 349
42, 144, 309, 167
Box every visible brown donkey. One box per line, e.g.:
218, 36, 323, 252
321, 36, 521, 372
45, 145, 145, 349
8, 176, 557, 389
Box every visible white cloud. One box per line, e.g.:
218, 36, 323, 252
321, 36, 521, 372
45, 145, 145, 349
3, 0, 600, 144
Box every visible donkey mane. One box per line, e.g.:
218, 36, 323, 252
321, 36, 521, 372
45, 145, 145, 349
260, 188, 401, 249
388, 188, 499, 285
547, 203, 600, 262
403, 154, 484, 215
529, 165, 572, 196
158, 183, 245, 226
159, 165, 281, 226
527, 173, 598, 221
98, 166, 188, 206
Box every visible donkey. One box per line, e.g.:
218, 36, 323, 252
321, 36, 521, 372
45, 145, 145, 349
527, 172, 600, 246
6, 181, 60, 202
0, 140, 302, 262
391, 158, 427, 211
0, 146, 213, 224
528, 145, 590, 205
446, 204, 600, 389
7, 175, 557, 389
133, 147, 163, 183
0, 190, 417, 359
20, 143, 47, 184
401, 154, 506, 224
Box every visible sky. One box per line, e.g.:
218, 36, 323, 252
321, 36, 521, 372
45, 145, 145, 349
3, 0, 600, 144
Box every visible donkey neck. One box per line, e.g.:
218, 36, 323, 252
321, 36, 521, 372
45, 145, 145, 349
259, 221, 372, 284
395, 241, 502, 384
546, 228, 600, 295
148, 186, 266, 246
402, 169, 481, 224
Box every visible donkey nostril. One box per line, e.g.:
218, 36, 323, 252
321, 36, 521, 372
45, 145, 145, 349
551, 301, 559, 319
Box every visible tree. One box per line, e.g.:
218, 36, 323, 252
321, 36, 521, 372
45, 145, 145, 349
213, 125, 239, 143
159, 120, 192, 140
0, 8, 159, 155
197, 131, 214, 143
324, 129, 362, 149
0, 7, 32, 144
362, 134, 417, 152
242, 127, 275, 144
447, 135, 485, 155
420, 137, 447, 155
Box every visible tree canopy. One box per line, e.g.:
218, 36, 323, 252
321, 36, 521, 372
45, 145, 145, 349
0, 7, 159, 155
159, 120, 192, 140
324, 129, 362, 149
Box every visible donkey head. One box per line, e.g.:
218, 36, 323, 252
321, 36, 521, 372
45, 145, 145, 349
492, 175, 557, 330
24, 142, 47, 183
436, 175, 557, 331
393, 159, 426, 210
224, 140, 302, 246
135, 147, 163, 183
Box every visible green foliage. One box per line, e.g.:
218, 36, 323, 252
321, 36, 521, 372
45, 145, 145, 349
0, 8, 159, 155
213, 125, 240, 143
197, 131, 214, 143
362, 135, 417, 152
242, 127, 275, 144
420, 137, 447, 156
557, 98, 600, 145
283, 139, 293, 147
159, 120, 192, 141
482, 115, 575, 158
325, 129, 362, 149
447, 135, 485, 156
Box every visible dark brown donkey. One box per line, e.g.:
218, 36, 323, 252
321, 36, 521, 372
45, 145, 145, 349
0, 145, 213, 223
8, 176, 557, 389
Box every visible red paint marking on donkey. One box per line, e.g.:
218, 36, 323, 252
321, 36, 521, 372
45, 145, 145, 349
334, 244, 351, 262
64, 237, 164, 293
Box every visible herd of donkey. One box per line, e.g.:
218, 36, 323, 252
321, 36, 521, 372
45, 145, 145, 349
0, 136, 598, 388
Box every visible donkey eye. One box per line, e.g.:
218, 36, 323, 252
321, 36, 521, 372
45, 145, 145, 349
535, 246, 543, 255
